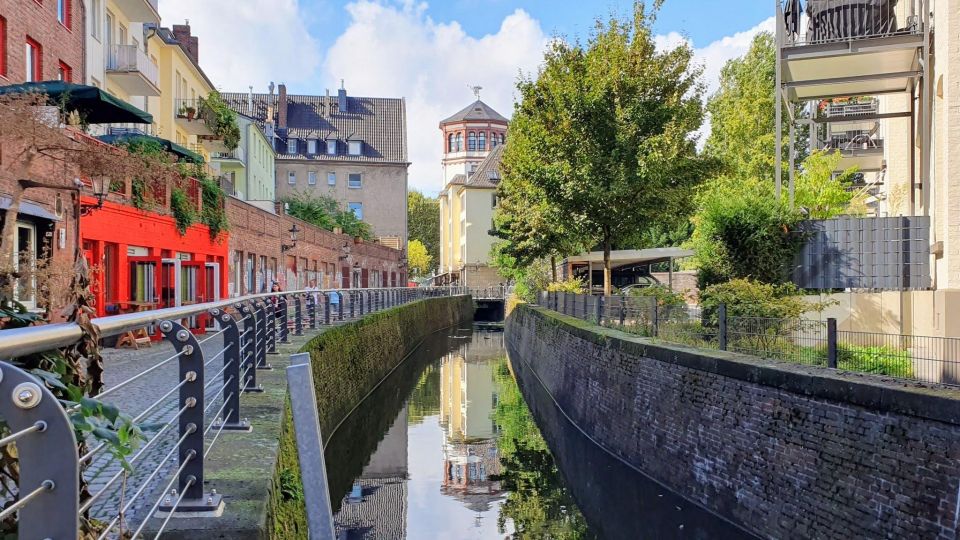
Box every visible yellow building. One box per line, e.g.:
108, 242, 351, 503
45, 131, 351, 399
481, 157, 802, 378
437, 98, 508, 287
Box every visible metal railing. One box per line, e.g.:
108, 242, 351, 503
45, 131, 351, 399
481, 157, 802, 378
0, 286, 466, 538
106, 45, 160, 89
467, 285, 511, 300
537, 291, 960, 387
211, 147, 244, 162
779, 0, 925, 47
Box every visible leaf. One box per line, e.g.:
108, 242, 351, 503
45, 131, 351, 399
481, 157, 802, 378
91, 427, 120, 445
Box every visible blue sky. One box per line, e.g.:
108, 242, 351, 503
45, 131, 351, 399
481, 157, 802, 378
160, 0, 773, 193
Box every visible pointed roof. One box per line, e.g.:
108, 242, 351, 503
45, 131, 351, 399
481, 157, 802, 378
441, 100, 508, 124
465, 145, 504, 188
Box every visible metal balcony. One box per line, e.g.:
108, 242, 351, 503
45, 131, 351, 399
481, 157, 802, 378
111, 0, 160, 24
211, 147, 245, 164
106, 45, 160, 96
825, 135, 885, 172
175, 99, 217, 137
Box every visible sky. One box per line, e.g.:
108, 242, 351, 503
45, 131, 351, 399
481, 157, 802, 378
158, 0, 774, 195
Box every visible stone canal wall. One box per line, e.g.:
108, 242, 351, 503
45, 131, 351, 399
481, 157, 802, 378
506, 304, 960, 539
270, 296, 473, 539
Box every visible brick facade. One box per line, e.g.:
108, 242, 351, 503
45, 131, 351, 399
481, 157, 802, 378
225, 197, 404, 296
507, 305, 960, 539
0, 0, 85, 84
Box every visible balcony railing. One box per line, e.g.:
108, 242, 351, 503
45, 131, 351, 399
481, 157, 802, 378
106, 44, 160, 90
211, 147, 245, 162
780, 0, 925, 47
824, 99, 879, 118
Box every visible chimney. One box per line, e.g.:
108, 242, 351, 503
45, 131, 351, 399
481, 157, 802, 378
171, 23, 199, 64
338, 80, 348, 113
247, 86, 253, 114
325, 88, 330, 113
278, 83, 288, 129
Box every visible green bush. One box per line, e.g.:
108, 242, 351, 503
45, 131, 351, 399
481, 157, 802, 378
836, 344, 913, 377
627, 284, 685, 307
545, 278, 586, 294
170, 186, 196, 234
699, 278, 817, 325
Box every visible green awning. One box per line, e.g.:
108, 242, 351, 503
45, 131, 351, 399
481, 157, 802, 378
96, 133, 204, 164
0, 81, 153, 124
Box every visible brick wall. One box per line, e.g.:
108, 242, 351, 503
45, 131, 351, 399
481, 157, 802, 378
226, 197, 403, 295
0, 0, 86, 84
506, 305, 960, 539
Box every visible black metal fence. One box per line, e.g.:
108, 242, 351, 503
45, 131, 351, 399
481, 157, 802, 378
0, 286, 465, 538
537, 291, 960, 387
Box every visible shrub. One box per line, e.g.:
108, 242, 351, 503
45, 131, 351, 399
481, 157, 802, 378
699, 278, 816, 325
170, 187, 196, 234
627, 284, 685, 307
836, 344, 913, 378
545, 278, 586, 294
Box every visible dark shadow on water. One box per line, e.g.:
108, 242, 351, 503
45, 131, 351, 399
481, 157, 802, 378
323, 328, 468, 513
509, 350, 758, 540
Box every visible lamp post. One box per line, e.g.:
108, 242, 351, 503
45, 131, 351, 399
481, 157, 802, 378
78, 175, 109, 216
280, 223, 300, 253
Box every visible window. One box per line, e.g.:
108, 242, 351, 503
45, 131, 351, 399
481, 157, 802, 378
89, 0, 101, 39
455, 133, 463, 152
258, 255, 267, 292
246, 254, 255, 294
348, 173, 362, 189
14, 222, 36, 309
448, 133, 454, 152
57, 61, 71, 82
348, 202, 363, 220
468, 132, 477, 151
327, 172, 336, 186
57, 0, 70, 29
326, 139, 337, 155
478, 132, 486, 151
0, 17, 6, 77
308, 171, 317, 185
230, 250, 241, 296
25, 38, 41, 82
286, 138, 297, 154
307, 139, 317, 154
348, 140, 362, 156
492, 193, 498, 208
287, 171, 296, 185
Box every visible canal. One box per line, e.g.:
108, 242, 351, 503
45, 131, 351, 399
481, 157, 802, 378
323, 325, 754, 539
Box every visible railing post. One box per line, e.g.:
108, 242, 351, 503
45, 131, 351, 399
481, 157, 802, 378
718, 303, 728, 351
582, 294, 588, 319
309, 293, 318, 329
827, 317, 838, 368
209, 308, 251, 430
279, 295, 290, 344
349, 291, 356, 319
337, 292, 344, 321
619, 295, 626, 326
265, 298, 278, 356
158, 319, 222, 512
239, 302, 263, 392
256, 300, 275, 368
324, 293, 332, 325
651, 302, 659, 337
0, 362, 79, 538
294, 294, 304, 336
596, 295, 604, 325
359, 291, 365, 315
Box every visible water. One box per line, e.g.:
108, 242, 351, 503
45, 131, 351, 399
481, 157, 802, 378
324, 326, 754, 539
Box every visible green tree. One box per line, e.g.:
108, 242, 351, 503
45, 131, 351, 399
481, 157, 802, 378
282, 190, 374, 241
794, 150, 863, 219
406, 239, 432, 277
504, 2, 710, 295
704, 32, 806, 184
407, 191, 439, 273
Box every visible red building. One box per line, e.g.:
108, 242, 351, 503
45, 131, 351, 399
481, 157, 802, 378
0, 0, 85, 85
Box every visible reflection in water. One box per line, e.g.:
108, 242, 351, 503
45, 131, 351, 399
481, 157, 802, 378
326, 327, 748, 539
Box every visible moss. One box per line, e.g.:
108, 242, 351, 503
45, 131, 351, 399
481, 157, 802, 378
269, 401, 307, 540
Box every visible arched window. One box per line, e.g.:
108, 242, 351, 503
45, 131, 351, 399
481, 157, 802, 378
448, 133, 455, 152
468, 132, 477, 152
490, 132, 498, 148
478, 132, 486, 151
455, 133, 463, 152
501, 133, 506, 145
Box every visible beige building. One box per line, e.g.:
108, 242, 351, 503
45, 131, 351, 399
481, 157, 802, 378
222, 84, 409, 249
776, 1, 960, 348
437, 98, 508, 287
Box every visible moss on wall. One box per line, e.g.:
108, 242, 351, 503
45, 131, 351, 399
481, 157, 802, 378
268, 296, 473, 539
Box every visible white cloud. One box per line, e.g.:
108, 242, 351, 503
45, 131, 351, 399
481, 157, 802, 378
324, 1, 550, 194
158, 0, 321, 92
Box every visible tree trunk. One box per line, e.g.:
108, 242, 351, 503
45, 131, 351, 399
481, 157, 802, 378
0, 188, 24, 302
550, 254, 557, 283
603, 232, 612, 296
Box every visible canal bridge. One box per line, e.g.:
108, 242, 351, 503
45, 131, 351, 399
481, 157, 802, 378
469, 286, 509, 322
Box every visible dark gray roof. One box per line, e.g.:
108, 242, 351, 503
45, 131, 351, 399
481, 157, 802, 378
465, 145, 503, 188
221, 91, 408, 164
440, 100, 508, 124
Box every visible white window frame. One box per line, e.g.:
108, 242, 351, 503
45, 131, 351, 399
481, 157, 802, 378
308, 171, 317, 185
287, 138, 297, 155
307, 139, 317, 154
327, 172, 336, 186
14, 222, 37, 309
287, 171, 296, 185
348, 202, 363, 220
348, 173, 362, 189
326, 139, 337, 155
348, 140, 362, 156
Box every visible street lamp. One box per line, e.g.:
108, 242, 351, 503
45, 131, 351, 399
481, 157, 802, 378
79, 175, 110, 216
281, 223, 300, 253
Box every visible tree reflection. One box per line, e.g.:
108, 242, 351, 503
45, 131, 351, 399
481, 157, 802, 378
491, 360, 594, 539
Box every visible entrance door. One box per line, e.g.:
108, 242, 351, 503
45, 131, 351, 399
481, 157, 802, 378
181, 261, 207, 330
205, 263, 221, 302
128, 256, 162, 307
14, 222, 37, 309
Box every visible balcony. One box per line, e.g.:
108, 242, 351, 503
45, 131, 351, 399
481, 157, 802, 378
175, 99, 216, 137
211, 147, 245, 164
777, 0, 927, 101
824, 98, 881, 134
112, 0, 160, 24
825, 134, 885, 172
106, 45, 160, 97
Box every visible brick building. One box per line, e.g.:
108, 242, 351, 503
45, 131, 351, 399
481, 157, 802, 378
221, 84, 409, 250
226, 197, 404, 297
0, 0, 86, 84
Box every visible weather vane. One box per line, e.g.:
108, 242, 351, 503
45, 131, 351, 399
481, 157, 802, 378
469, 85, 483, 100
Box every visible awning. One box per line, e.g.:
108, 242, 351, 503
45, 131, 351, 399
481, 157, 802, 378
0, 196, 60, 221
96, 133, 204, 164
0, 81, 153, 124
565, 248, 694, 269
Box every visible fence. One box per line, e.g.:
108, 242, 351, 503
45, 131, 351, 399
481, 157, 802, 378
0, 286, 466, 539
779, 0, 926, 47
537, 291, 960, 387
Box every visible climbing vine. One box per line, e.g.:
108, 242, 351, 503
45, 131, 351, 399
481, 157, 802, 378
170, 186, 197, 234
200, 177, 229, 241
201, 92, 241, 151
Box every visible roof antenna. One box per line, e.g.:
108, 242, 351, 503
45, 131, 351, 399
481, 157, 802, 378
469, 85, 482, 100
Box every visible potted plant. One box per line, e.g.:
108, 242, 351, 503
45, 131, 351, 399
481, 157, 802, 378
185, 106, 197, 120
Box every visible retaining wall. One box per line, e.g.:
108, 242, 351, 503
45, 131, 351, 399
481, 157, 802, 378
506, 303, 960, 539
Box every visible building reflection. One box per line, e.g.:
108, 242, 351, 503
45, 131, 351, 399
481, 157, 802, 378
439, 331, 506, 512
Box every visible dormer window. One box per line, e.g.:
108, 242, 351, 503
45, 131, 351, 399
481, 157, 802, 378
286, 138, 297, 155
307, 138, 317, 154
348, 140, 362, 156
326, 139, 337, 155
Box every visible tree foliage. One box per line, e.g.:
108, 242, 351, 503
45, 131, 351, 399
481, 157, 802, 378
406, 239, 432, 277
502, 2, 710, 294
282, 190, 374, 241
407, 191, 439, 273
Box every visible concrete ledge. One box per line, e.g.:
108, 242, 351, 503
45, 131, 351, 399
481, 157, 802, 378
524, 304, 960, 426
